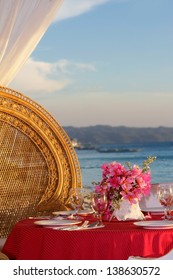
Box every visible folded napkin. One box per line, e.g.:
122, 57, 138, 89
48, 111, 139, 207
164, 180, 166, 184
113, 199, 145, 221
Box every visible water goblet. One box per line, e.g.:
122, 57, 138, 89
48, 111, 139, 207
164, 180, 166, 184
91, 192, 107, 227
157, 184, 173, 220
69, 188, 84, 220
80, 187, 92, 210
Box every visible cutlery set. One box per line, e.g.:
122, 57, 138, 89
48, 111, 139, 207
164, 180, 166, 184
51, 221, 100, 231
33, 209, 103, 230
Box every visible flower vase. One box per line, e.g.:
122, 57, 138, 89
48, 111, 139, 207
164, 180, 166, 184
112, 199, 145, 221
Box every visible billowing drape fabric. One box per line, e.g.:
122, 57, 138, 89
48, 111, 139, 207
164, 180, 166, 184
0, 0, 64, 86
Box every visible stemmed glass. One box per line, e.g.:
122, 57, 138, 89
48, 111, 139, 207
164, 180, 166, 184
157, 184, 173, 220
91, 192, 107, 227
80, 187, 91, 210
69, 188, 84, 220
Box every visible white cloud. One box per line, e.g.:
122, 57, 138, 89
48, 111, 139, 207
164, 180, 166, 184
55, 0, 119, 21
53, 59, 96, 74
10, 58, 71, 94
10, 57, 96, 94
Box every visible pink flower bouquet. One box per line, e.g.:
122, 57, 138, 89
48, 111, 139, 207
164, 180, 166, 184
94, 156, 156, 218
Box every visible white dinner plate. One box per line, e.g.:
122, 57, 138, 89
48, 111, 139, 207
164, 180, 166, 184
134, 220, 173, 230
52, 209, 94, 216
141, 207, 164, 215
34, 219, 81, 226
78, 209, 94, 216
52, 210, 74, 216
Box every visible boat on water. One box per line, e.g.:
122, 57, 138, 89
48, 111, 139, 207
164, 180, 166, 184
96, 147, 140, 153
71, 138, 95, 150
71, 139, 140, 152
71, 138, 82, 149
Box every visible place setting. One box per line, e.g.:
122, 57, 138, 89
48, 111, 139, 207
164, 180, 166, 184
134, 220, 173, 230
34, 187, 105, 230
134, 183, 173, 229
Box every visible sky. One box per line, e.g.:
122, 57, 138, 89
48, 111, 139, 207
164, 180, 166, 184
10, 0, 173, 128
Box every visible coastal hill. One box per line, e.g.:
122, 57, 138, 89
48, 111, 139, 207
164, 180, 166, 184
63, 125, 173, 145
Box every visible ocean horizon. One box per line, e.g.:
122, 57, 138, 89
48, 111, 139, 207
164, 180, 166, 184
76, 141, 173, 189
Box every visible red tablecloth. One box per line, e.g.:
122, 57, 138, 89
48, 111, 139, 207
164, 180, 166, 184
2, 216, 173, 260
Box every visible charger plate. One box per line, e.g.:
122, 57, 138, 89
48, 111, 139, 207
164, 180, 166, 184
134, 220, 173, 230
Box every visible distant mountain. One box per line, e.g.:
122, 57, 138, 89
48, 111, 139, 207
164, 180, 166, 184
63, 125, 173, 145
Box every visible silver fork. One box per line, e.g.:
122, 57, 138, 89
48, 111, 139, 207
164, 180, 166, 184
65, 221, 100, 230
63, 220, 89, 231
53, 220, 89, 231
86, 221, 99, 228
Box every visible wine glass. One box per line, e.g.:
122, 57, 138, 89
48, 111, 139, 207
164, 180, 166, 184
91, 192, 107, 227
69, 188, 84, 220
157, 184, 173, 220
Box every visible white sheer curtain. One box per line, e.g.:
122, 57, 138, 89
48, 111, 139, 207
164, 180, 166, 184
0, 0, 64, 86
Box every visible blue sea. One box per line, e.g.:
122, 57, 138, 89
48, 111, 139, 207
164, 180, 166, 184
76, 142, 173, 190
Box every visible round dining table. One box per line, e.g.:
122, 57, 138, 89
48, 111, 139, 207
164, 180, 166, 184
2, 215, 173, 260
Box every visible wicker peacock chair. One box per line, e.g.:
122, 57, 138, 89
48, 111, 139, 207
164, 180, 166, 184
0, 86, 82, 238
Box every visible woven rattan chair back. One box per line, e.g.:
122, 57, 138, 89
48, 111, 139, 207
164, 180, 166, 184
0, 86, 82, 238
